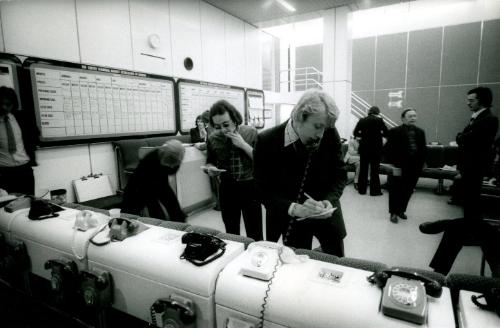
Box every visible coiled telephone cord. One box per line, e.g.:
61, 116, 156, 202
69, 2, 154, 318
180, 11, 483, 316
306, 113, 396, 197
258, 247, 283, 328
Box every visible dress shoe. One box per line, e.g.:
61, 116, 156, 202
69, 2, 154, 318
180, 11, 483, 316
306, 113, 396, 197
390, 214, 398, 223
419, 220, 450, 234
399, 213, 408, 220
370, 192, 383, 196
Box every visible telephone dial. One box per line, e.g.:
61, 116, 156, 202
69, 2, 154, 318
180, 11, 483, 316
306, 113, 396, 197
44, 259, 80, 306
180, 232, 226, 266
367, 268, 443, 324
108, 217, 140, 241
80, 269, 113, 309
150, 294, 196, 328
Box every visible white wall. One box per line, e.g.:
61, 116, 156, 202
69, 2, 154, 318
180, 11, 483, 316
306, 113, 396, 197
352, 0, 500, 39
0, 0, 263, 202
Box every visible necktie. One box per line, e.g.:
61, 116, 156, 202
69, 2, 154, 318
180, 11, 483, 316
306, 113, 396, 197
5, 116, 17, 153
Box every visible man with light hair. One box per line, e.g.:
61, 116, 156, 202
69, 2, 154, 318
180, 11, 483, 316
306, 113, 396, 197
254, 89, 347, 256
121, 139, 186, 221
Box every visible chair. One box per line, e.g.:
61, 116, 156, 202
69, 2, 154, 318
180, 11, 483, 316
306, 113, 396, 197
337, 257, 388, 273
294, 248, 340, 264
184, 225, 220, 236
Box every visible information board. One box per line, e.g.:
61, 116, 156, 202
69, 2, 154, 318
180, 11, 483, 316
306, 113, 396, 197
177, 79, 245, 132
27, 59, 176, 142
0, 54, 22, 105
246, 89, 265, 129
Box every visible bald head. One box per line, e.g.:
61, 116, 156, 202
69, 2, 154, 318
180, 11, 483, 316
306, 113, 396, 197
159, 139, 185, 169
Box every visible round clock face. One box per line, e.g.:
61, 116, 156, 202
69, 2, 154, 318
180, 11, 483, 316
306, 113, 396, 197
391, 283, 419, 306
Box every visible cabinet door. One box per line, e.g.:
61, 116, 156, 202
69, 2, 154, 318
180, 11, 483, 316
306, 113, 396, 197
1, 0, 79, 61
170, 0, 202, 80
129, 0, 173, 76
76, 0, 133, 69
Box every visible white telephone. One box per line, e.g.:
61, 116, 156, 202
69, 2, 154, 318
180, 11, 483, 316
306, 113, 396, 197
240, 241, 308, 281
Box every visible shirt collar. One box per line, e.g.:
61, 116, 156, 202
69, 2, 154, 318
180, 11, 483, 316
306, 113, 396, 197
284, 120, 300, 147
471, 107, 487, 120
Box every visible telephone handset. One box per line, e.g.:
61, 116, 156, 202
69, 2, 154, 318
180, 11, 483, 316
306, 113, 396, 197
367, 268, 443, 325
180, 232, 226, 266
108, 217, 140, 241
80, 269, 113, 309
241, 241, 306, 281
44, 259, 80, 306
150, 294, 196, 328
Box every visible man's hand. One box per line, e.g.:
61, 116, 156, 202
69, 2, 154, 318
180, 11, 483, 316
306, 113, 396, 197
205, 165, 225, 177
302, 198, 325, 213
292, 203, 322, 218
313, 200, 334, 219
226, 131, 248, 149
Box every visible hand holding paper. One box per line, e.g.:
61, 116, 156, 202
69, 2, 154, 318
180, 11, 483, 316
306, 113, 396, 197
297, 207, 336, 221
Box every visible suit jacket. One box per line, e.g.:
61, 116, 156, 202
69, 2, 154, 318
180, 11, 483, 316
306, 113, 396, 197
385, 124, 427, 169
353, 114, 388, 154
12, 109, 39, 166
253, 121, 347, 239
456, 108, 499, 175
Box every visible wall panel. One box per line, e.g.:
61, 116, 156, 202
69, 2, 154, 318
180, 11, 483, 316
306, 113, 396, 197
352, 37, 375, 91
405, 87, 439, 142
244, 23, 262, 89
129, 0, 173, 76
441, 22, 481, 85
1, 0, 79, 61
224, 14, 245, 87
374, 89, 406, 126
479, 19, 500, 83
375, 33, 407, 90
170, 0, 202, 80
407, 27, 442, 88
200, 2, 226, 84
76, 0, 133, 69
437, 85, 472, 144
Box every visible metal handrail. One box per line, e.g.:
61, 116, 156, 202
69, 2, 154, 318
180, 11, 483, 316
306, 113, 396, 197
279, 66, 323, 91
351, 92, 398, 128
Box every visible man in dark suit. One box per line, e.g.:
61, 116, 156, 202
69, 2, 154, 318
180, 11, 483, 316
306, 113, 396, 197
254, 90, 347, 256
0, 86, 39, 195
419, 87, 499, 276
456, 86, 499, 221
353, 105, 388, 196
121, 140, 186, 221
385, 108, 426, 223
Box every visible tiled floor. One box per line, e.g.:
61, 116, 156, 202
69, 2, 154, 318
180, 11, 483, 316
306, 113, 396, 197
187, 175, 491, 276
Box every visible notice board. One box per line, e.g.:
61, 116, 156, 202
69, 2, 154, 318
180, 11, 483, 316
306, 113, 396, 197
26, 58, 176, 143
177, 79, 245, 133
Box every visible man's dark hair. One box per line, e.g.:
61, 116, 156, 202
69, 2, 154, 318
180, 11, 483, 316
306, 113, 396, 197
368, 106, 380, 115
401, 108, 416, 119
0, 86, 19, 111
468, 86, 493, 108
209, 100, 243, 126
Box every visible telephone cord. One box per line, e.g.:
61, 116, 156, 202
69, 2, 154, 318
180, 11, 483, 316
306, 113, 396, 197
258, 247, 283, 328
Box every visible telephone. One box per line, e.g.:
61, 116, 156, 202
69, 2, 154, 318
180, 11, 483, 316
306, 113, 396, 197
108, 217, 142, 241
44, 259, 80, 306
180, 232, 226, 266
240, 241, 306, 281
0, 235, 30, 283
74, 210, 99, 231
150, 294, 196, 328
80, 269, 113, 309
471, 288, 500, 318
367, 268, 443, 325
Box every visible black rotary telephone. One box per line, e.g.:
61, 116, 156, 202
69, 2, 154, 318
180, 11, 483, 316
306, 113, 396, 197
150, 294, 196, 328
180, 232, 226, 266
367, 268, 443, 325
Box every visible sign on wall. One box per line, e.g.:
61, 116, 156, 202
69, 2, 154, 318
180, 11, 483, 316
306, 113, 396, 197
26, 58, 176, 143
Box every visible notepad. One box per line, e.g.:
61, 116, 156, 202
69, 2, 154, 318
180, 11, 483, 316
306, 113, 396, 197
200, 165, 226, 172
73, 175, 114, 202
297, 207, 336, 221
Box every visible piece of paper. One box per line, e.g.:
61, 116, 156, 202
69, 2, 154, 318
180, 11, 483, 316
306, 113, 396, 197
200, 165, 226, 172
297, 207, 337, 221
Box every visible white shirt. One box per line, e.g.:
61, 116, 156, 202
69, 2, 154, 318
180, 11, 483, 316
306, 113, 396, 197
0, 113, 30, 167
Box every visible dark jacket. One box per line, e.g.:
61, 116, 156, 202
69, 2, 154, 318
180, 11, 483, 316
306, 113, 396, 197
253, 121, 347, 239
353, 114, 388, 154
385, 124, 427, 169
456, 108, 499, 175
190, 127, 206, 143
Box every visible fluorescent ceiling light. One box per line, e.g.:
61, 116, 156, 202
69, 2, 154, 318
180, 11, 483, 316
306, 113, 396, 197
276, 0, 296, 12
